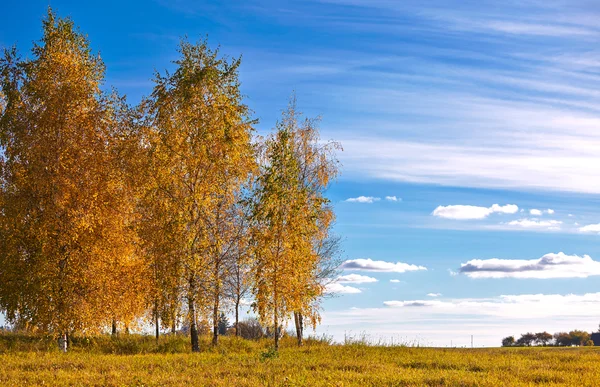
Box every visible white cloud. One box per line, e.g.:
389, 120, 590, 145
490, 204, 519, 214
385, 196, 400, 202
345, 196, 380, 203
579, 223, 600, 233
506, 219, 562, 229
529, 208, 554, 216
427, 293, 442, 297
335, 274, 378, 284
459, 252, 600, 279
325, 283, 362, 294
389, 279, 401, 283
380, 292, 600, 319
384, 300, 444, 307
341, 258, 427, 273
432, 204, 518, 220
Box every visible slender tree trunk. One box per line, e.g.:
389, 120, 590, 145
235, 298, 240, 337
171, 317, 176, 334
294, 311, 303, 346
212, 282, 219, 345
155, 314, 160, 343
111, 318, 117, 336
188, 276, 199, 353
212, 308, 219, 345
274, 311, 279, 351
58, 331, 67, 353
154, 299, 160, 343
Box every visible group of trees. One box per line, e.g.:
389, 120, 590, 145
502, 330, 594, 347
0, 10, 341, 352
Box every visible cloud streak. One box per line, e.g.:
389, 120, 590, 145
459, 252, 600, 279
505, 219, 562, 230
432, 204, 518, 220
335, 274, 378, 284
345, 196, 380, 203
341, 258, 427, 273
382, 292, 600, 318
325, 283, 362, 294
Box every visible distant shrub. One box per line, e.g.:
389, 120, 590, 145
501, 336, 515, 347
238, 318, 265, 340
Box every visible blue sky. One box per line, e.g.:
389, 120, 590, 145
4, 0, 600, 346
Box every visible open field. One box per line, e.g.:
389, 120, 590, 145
1, 334, 600, 386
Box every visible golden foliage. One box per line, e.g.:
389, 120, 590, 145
0, 10, 146, 339
250, 97, 340, 348
142, 39, 256, 349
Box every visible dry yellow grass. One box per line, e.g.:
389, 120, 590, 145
1, 334, 599, 386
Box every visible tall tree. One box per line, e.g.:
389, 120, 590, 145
251, 98, 340, 350
146, 39, 255, 352
0, 10, 142, 351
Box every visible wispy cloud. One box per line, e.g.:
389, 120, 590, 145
385, 196, 400, 202
345, 196, 380, 203
432, 204, 518, 220
389, 279, 401, 283
505, 219, 562, 230
155, 0, 600, 196
459, 252, 600, 279
382, 292, 600, 318
335, 274, 378, 284
341, 258, 427, 273
529, 208, 554, 216
427, 293, 442, 297
384, 300, 443, 307
325, 283, 362, 294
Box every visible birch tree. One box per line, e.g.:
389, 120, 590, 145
0, 10, 142, 351
251, 98, 340, 350
146, 39, 255, 352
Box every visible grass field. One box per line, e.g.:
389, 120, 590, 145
1, 333, 599, 386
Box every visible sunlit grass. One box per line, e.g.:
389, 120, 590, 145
2, 333, 600, 386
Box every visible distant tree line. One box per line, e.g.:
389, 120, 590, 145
0, 10, 342, 353
502, 330, 595, 347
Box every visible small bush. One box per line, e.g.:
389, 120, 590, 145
237, 318, 265, 340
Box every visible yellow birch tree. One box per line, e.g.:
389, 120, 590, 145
0, 10, 144, 351
145, 39, 255, 352
251, 97, 340, 350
